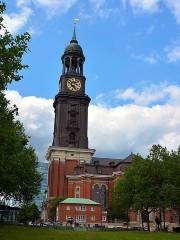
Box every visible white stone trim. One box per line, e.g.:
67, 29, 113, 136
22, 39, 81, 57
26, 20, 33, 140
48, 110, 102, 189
66, 170, 123, 180
67, 174, 113, 179
46, 146, 95, 164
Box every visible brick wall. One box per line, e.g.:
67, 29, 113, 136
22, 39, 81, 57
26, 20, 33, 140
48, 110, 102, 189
48, 159, 78, 198
58, 203, 107, 226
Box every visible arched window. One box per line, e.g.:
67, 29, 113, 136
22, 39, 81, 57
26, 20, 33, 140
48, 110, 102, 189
75, 186, 80, 198
92, 184, 107, 209
92, 184, 100, 203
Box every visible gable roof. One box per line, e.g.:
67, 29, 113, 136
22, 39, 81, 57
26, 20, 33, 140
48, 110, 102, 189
60, 198, 100, 205
72, 163, 115, 175
69, 154, 134, 176
92, 154, 133, 167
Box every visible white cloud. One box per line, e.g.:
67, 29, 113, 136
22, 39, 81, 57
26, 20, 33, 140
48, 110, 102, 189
89, 103, 180, 157
131, 53, 159, 64
80, 0, 119, 21
90, 0, 110, 18
5, 85, 180, 159
17, 0, 77, 17
17, 0, 31, 7
128, 0, 160, 13
5, 91, 54, 161
2, 0, 77, 34
35, 0, 77, 16
10, 0, 180, 27
117, 83, 180, 106
166, 45, 180, 63
1, 6, 33, 34
166, 0, 180, 24
123, 0, 180, 24
121, 0, 180, 25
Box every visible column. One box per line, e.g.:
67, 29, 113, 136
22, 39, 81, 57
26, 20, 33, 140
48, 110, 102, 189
80, 62, 83, 75
77, 58, 80, 74
62, 59, 65, 74
69, 56, 72, 73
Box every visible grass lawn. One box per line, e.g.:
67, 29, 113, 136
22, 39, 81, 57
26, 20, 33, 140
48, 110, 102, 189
0, 225, 179, 240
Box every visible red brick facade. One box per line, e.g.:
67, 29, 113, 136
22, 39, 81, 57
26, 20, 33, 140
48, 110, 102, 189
48, 158, 179, 226
48, 159, 79, 198
47, 156, 139, 223
57, 202, 107, 226
48, 158, 123, 209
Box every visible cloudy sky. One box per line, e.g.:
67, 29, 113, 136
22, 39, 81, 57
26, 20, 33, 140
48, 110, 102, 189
3, 0, 180, 161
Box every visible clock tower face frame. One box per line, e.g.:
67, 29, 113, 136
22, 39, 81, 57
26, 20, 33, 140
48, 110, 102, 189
67, 77, 81, 92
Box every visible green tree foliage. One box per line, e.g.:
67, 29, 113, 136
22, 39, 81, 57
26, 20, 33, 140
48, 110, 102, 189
0, 2, 41, 203
110, 178, 132, 225
18, 203, 40, 225
111, 145, 180, 231
0, 2, 30, 91
162, 147, 180, 224
48, 196, 65, 221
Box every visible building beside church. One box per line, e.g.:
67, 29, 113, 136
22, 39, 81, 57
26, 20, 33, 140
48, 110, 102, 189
57, 198, 107, 227
46, 27, 134, 226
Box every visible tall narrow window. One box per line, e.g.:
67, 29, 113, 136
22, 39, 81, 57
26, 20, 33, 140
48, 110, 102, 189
92, 184, 100, 203
69, 132, 76, 145
92, 184, 106, 208
75, 186, 80, 198
101, 185, 106, 209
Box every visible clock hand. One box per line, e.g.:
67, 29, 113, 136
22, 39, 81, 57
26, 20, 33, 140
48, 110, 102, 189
71, 82, 76, 87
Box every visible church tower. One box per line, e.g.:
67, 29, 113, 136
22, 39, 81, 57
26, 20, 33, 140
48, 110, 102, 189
46, 26, 95, 199
53, 27, 90, 148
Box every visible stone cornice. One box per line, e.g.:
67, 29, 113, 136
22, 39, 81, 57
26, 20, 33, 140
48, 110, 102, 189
46, 146, 95, 163
66, 171, 123, 180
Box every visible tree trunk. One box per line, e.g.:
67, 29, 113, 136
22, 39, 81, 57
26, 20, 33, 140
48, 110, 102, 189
159, 209, 162, 231
126, 210, 129, 230
147, 211, 150, 232
141, 211, 144, 230
163, 208, 166, 231
177, 208, 180, 225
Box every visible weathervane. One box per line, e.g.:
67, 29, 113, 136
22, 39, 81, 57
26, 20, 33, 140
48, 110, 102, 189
73, 17, 80, 26
71, 18, 80, 42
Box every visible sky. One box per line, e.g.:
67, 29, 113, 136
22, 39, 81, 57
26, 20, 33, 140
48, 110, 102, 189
3, 0, 180, 161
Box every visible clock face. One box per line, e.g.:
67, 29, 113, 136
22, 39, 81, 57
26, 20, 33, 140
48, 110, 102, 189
67, 78, 81, 91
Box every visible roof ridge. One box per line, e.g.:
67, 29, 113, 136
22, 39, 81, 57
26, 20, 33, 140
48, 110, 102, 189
61, 197, 100, 205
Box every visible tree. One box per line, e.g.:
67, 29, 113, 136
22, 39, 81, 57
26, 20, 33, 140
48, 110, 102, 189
0, 2, 41, 203
111, 144, 180, 231
18, 203, 40, 225
124, 154, 158, 231
111, 146, 168, 231
162, 147, 180, 225
110, 178, 132, 227
147, 145, 169, 230
0, 2, 30, 91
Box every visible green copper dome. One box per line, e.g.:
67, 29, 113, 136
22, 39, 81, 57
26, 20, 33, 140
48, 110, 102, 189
64, 42, 83, 55
63, 25, 84, 58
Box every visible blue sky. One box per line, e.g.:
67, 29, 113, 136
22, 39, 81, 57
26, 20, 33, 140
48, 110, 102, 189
3, 0, 180, 160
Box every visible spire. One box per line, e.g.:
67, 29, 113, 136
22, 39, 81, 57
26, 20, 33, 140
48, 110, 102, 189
70, 18, 79, 44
